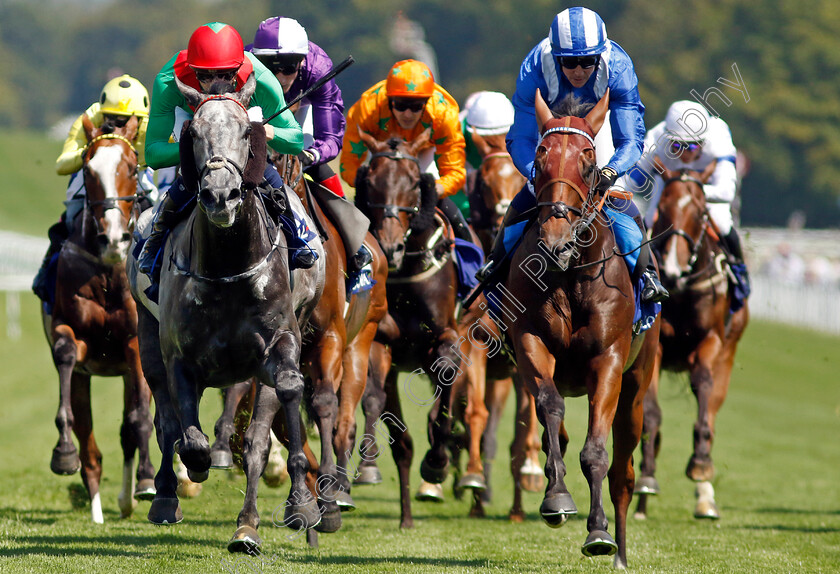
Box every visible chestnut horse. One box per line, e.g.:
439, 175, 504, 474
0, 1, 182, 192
465, 131, 544, 521
635, 168, 749, 520
499, 90, 660, 568
128, 75, 324, 552
353, 131, 490, 528
43, 114, 155, 522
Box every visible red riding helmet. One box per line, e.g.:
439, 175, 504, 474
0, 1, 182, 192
187, 22, 245, 70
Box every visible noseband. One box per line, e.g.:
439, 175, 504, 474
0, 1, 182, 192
657, 173, 713, 276
365, 150, 422, 221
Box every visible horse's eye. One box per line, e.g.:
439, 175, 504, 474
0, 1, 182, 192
244, 125, 252, 138
189, 125, 197, 138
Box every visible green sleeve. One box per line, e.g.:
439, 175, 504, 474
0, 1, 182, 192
247, 54, 304, 155
144, 53, 183, 169
462, 119, 483, 170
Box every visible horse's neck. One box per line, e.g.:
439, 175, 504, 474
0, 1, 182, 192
191, 196, 272, 275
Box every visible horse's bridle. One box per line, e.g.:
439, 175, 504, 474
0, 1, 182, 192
83, 133, 143, 234
473, 151, 514, 234
365, 150, 422, 228
655, 172, 715, 279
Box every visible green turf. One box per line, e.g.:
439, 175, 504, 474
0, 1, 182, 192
0, 294, 838, 572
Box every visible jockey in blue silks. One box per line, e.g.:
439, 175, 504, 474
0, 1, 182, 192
476, 6, 668, 303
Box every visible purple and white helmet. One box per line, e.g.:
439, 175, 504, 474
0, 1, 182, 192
251, 17, 309, 56
549, 7, 608, 57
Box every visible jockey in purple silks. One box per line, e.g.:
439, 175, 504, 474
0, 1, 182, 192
248, 16, 373, 272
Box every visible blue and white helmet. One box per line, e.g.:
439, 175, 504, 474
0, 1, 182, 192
549, 7, 608, 57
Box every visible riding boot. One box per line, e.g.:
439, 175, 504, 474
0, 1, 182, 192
641, 246, 670, 303
438, 197, 473, 243
138, 194, 181, 276
722, 228, 751, 293
475, 205, 522, 282
32, 219, 69, 301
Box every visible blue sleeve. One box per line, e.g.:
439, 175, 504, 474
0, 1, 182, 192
605, 54, 645, 175
507, 45, 549, 180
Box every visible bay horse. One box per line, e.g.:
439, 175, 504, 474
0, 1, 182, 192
353, 130, 489, 528
635, 167, 749, 520
464, 131, 544, 521
43, 113, 155, 522
128, 74, 324, 552
499, 90, 660, 568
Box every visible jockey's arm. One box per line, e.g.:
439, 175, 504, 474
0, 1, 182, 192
507, 45, 547, 179
703, 157, 738, 204
145, 62, 184, 169
55, 103, 100, 175
603, 71, 645, 175
250, 55, 304, 156
338, 97, 374, 188
306, 74, 345, 164
433, 106, 467, 198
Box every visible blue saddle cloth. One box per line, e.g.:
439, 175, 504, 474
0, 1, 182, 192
453, 238, 485, 300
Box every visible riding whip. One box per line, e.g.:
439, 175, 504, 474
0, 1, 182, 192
263, 56, 355, 125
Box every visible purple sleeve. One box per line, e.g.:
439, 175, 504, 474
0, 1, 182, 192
293, 43, 345, 164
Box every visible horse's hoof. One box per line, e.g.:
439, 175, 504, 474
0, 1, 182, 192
148, 497, 183, 525
686, 457, 715, 482
50, 445, 81, 476
633, 511, 647, 520
284, 493, 321, 531
540, 493, 577, 528
228, 525, 261, 554
175, 432, 211, 474
335, 490, 356, 512
634, 476, 660, 495
210, 449, 234, 470
457, 473, 487, 491
415, 481, 445, 503
314, 508, 342, 533
420, 456, 449, 484
134, 479, 157, 501
353, 466, 382, 485
187, 468, 209, 483
581, 529, 618, 557
176, 478, 203, 498
520, 472, 545, 493
694, 500, 720, 519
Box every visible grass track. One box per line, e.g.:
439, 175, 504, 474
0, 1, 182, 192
0, 130, 838, 572
0, 294, 838, 573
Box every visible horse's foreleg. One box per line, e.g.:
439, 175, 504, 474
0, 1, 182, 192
122, 338, 156, 511
419, 333, 461, 484
356, 356, 388, 486
50, 324, 81, 475
381, 361, 414, 529
635, 343, 663, 521
271, 331, 320, 534
482, 376, 512, 504
686, 334, 723, 483
579, 357, 626, 559
229, 383, 278, 554
460, 342, 489, 498
334, 322, 378, 509
305, 335, 343, 533
168, 359, 210, 480
70, 372, 103, 523
136, 307, 182, 525
211, 380, 253, 470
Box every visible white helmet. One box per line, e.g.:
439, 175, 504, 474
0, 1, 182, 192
251, 16, 309, 56
665, 100, 711, 142
466, 91, 515, 136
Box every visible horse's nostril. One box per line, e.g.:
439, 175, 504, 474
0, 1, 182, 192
394, 243, 405, 254
228, 187, 241, 201
96, 235, 109, 248
121, 232, 132, 243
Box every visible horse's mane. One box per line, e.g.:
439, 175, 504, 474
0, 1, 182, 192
552, 94, 595, 119
206, 80, 236, 95
386, 138, 402, 151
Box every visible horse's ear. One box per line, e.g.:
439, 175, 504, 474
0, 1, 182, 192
407, 128, 432, 157
535, 89, 553, 133
238, 72, 257, 107
584, 88, 610, 136
175, 74, 203, 110
357, 127, 383, 153
122, 115, 139, 141
82, 113, 96, 142
471, 131, 492, 158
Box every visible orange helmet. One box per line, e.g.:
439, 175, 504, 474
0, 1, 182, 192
385, 59, 435, 99
187, 22, 244, 70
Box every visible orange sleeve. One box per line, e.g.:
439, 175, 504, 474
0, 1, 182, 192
340, 82, 386, 188
428, 88, 466, 198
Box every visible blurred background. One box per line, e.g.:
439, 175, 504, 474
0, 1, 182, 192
1, 0, 839, 334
